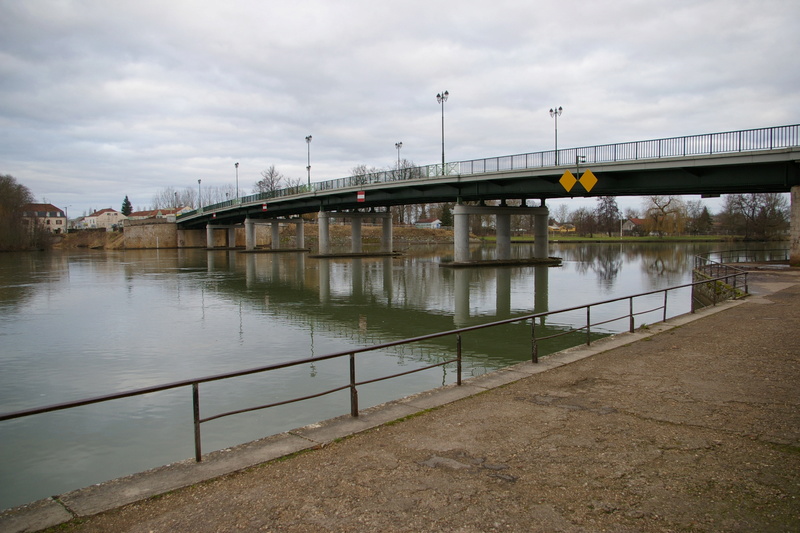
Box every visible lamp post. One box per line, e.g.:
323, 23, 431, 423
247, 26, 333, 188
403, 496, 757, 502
234, 162, 239, 202
436, 90, 449, 174
549, 106, 563, 165
197, 179, 202, 209
305, 135, 312, 188
395, 141, 403, 168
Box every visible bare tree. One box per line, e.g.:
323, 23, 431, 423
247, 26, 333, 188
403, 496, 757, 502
552, 203, 571, 225
727, 193, 789, 239
254, 165, 285, 194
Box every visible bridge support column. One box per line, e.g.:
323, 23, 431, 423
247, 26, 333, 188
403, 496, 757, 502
534, 207, 549, 260
351, 217, 362, 253
318, 210, 330, 255
792, 186, 800, 266
295, 220, 305, 249
228, 227, 236, 248
245, 218, 256, 250
496, 213, 511, 260
206, 225, 214, 249
453, 204, 471, 263
381, 212, 393, 253
271, 221, 281, 250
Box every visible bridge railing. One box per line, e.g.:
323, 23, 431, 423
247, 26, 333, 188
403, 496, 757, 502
0, 274, 747, 466
178, 124, 799, 219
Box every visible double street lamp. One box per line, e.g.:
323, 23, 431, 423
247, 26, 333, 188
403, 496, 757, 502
436, 90, 449, 174
234, 162, 239, 201
197, 179, 202, 208
549, 106, 563, 165
305, 135, 312, 188
395, 141, 403, 168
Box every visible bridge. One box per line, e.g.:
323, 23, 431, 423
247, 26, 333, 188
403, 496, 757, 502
175, 124, 800, 263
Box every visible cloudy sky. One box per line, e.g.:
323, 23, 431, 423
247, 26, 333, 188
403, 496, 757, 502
1, 0, 798, 218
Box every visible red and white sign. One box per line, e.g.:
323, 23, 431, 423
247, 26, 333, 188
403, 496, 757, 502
357, 191, 365, 202
262, 204, 268, 211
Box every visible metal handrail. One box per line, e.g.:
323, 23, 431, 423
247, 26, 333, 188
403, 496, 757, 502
178, 124, 799, 219
0, 273, 747, 463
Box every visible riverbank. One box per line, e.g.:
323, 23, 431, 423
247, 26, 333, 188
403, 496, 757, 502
49, 226, 775, 251
3, 267, 798, 532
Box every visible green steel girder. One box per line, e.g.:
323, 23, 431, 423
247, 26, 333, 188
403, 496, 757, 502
177, 152, 800, 228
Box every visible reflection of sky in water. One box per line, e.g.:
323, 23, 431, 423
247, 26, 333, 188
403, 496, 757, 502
0, 241, 763, 510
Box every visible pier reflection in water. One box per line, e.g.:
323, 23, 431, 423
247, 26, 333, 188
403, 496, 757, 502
0, 241, 773, 510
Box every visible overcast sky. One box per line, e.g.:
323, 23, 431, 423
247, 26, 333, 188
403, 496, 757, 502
1, 0, 798, 218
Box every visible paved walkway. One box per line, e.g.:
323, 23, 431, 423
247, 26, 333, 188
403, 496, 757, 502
3, 268, 799, 533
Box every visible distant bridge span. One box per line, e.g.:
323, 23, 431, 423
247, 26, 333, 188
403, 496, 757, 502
177, 124, 800, 228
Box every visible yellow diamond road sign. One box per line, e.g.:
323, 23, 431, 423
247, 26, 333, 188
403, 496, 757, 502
560, 169, 598, 193
559, 170, 577, 192
579, 169, 598, 192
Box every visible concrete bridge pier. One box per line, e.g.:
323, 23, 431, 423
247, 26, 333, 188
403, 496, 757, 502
496, 214, 511, 260
453, 205, 471, 263
271, 221, 281, 250
245, 218, 256, 251
534, 209, 549, 260
453, 203, 550, 263
351, 218, 362, 253
316, 209, 393, 256
381, 213, 393, 253
792, 185, 800, 266
205, 224, 241, 249
318, 210, 331, 255
295, 219, 305, 249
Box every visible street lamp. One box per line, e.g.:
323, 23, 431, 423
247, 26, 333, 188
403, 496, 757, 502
235, 162, 239, 202
436, 90, 449, 174
395, 141, 403, 168
305, 135, 312, 188
197, 179, 202, 209
549, 106, 563, 165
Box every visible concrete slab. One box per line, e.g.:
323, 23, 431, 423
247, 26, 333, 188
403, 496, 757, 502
290, 402, 419, 444
463, 368, 532, 389
397, 383, 485, 410
0, 498, 72, 533
59, 432, 311, 517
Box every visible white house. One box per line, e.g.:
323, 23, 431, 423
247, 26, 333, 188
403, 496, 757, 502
415, 218, 442, 229
85, 208, 126, 230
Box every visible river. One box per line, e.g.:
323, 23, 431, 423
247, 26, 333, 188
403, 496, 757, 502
0, 241, 772, 510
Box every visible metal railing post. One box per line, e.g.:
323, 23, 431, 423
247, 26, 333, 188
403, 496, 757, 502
192, 383, 202, 462
456, 334, 463, 385
531, 320, 539, 363
663, 291, 668, 322
349, 353, 359, 417
586, 307, 592, 346
629, 297, 635, 332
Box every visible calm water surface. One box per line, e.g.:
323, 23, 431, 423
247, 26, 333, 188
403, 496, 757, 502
0, 241, 761, 510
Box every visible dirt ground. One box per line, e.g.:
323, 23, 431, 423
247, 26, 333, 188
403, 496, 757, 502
34, 269, 800, 533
